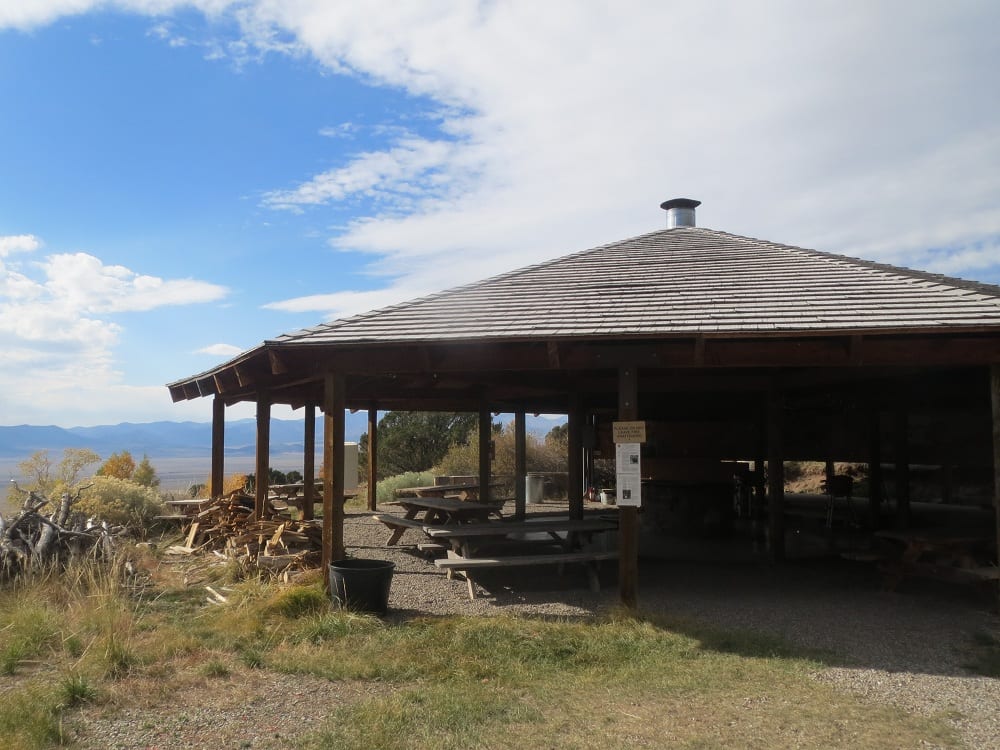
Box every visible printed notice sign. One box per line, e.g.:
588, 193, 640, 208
612, 420, 646, 444
615, 442, 642, 507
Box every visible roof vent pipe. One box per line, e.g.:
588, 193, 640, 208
660, 198, 701, 228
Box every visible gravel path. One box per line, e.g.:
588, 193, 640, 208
70, 503, 1000, 749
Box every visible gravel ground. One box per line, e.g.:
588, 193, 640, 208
70, 502, 1000, 749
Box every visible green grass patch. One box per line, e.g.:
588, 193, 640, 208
0, 555, 968, 750
302, 680, 541, 750
0, 684, 66, 749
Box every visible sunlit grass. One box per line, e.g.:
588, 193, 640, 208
0, 546, 968, 750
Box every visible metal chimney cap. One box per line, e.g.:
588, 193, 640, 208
660, 197, 701, 228
659, 198, 701, 211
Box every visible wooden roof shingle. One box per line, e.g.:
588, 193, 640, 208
271, 227, 1000, 347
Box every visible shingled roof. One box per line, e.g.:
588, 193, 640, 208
167, 220, 1000, 408
273, 226, 1000, 347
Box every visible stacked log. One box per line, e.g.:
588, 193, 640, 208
1, 488, 121, 578
168, 490, 322, 574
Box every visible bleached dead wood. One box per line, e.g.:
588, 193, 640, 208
1, 486, 123, 578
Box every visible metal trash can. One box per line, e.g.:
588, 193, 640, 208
328, 559, 394, 614
526, 473, 546, 504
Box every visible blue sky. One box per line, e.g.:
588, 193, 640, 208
2, 1, 999, 427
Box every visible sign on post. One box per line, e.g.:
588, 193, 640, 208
612, 420, 646, 444
613, 419, 645, 508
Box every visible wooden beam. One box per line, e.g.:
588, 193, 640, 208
767, 384, 785, 561
367, 406, 378, 512
211, 396, 225, 499
547, 341, 561, 369
991, 365, 1000, 595
514, 410, 527, 520
894, 406, 911, 529
618, 365, 639, 609
268, 349, 289, 375
235, 365, 254, 388
254, 394, 271, 522
479, 405, 492, 503
302, 404, 316, 521
568, 398, 583, 520
322, 373, 346, 587
867, 407, 883, 530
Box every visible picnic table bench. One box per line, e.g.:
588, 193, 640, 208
371, 496, 502, 545
426, 517, 619, 599
435, 549, 619, 599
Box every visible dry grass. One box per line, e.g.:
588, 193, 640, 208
0, 547, 967, 749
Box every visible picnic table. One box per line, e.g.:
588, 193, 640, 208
393, 482, 502, 501
874, 527, 999, 590
371, 496, 502, 546
424, 516, 619, 599
268, 482, 356, 515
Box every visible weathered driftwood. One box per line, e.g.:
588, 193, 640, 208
1, 487, 122, 578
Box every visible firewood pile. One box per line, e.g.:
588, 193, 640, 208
167, 490, 323, 575
1, 487, 121, 578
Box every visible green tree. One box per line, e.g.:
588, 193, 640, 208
133, 455, 160, 488
360, 411, 478, 480
97, 451, 136, 481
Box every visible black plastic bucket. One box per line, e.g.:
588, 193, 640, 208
328, 559, 395, 614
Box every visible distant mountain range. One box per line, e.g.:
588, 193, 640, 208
0, 414, 564, 461
0, 417, 368, 460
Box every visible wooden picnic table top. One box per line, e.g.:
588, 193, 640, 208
395, 496, 498, 514
395, 482, 484, 497
424, 517, 617, 538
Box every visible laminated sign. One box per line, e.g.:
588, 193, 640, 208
615, 442, 642, 507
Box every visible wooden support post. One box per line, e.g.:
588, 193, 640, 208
867, 408, 883, 530
479, 405, 492, 503
210, 395, 224, 499
894, 407, 911, 529
322, 373, 346, 587
302, 404, 316, 521
991, 365, 1000, 583
766, 385, 785, 561
618, 365, 639, 609
367, 406, 378, 512
568, 400, 583, 520
254, 394, 271, 522
514, 410, 527, 520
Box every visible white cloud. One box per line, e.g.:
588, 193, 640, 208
0, 234, 41, 257
263, 136, 461, 211
196, 343, 244, 357
237, 0, 1000, 296
4, 1, 1000, 425
0, 238, 229, 425
318, 122, 358, 139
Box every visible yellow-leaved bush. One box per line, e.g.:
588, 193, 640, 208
75, 476, 165, 529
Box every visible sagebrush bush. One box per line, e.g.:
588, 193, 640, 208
75, 476, 165, 528
375, 472, 435, 504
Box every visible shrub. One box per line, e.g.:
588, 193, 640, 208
75, 476, 165, 528
434, 422, 567, 477
376, 472, 435, 504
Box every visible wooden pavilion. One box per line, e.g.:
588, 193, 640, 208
167, 199, 1000, 604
